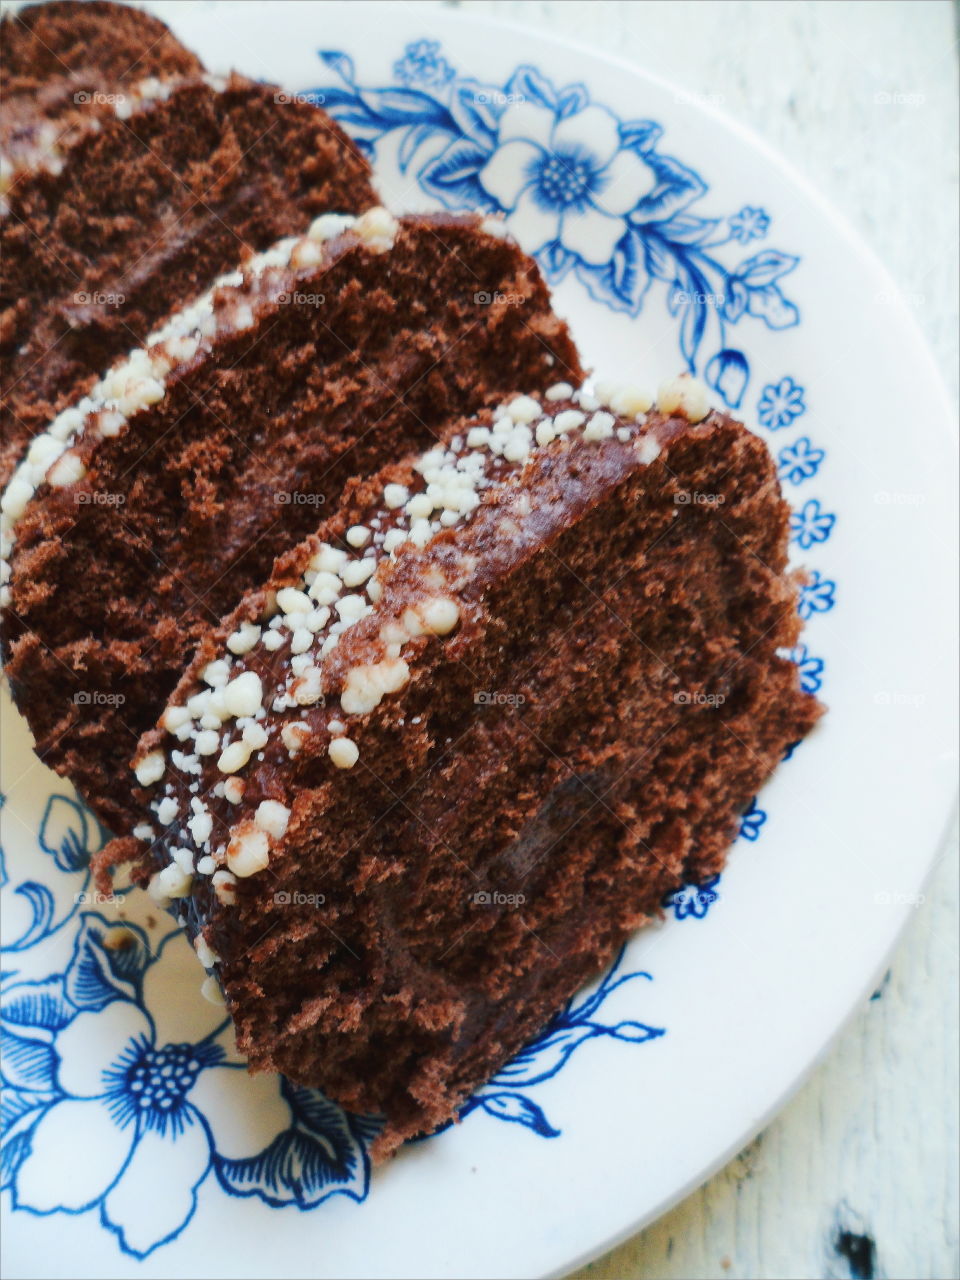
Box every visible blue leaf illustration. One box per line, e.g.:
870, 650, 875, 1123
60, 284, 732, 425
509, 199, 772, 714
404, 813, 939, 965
504, 65, 557, 111
213, 1080, 369, 1207
317, 50, 356, 84
746, 283, 800, 330
735, 249, 799, 286
1, 1099, 49, 1191
397, 122, 435, 173
556, 81, 589, 119
722, 278, 749, 323
1, 883, 56, 953
605, 1019, 665, 1044
63, 916, 140, 1011
539, 239, 577, 282
0, 977, 73, 1038
705, 348, 749, 408
643, 233, 676, 284
679, 289, 708, 370
479, 1092, 560, 1136
357, 86, 451, 128
0, 1030, 58, 1092
576, 226, 651, 316
492, 1025, 601, 1087
619, 118, 663, 153
632, 152, 707, 224
419, 136, 494, 209
657, 212, 721, 246
448, 79, 500, 142
38, 794, 91, 873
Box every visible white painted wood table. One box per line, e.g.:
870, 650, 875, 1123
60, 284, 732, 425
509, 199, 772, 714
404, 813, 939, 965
421, 3, 959, 1277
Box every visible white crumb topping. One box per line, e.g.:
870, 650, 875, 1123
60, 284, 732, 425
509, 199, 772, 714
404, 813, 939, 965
0, 208, 421, 602
138, 373, 710, 899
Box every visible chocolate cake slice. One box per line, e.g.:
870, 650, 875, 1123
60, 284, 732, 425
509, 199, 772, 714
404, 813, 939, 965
96, 376, 822, 1159
1, 209, 583, 832
1, 1, 200, 89
1, 24, 376, 484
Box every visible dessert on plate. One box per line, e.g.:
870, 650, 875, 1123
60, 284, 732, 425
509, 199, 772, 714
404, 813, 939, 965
4, 0, 822, 1160
1, 207, 581, 832
97, 379, 822, 1158
1, 0, 376, 485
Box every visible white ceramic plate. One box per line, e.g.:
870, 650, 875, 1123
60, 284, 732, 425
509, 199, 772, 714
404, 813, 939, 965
2, 4, 957, 1278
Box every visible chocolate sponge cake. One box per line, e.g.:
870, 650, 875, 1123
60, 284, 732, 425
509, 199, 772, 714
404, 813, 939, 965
1, 10, 376, 485
1, 1, 200, 88
97, 377, 822, 1157
2, 208, 582, 832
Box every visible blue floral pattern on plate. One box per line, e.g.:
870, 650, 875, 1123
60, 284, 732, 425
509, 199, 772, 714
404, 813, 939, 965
309, 43, 803, 409
2, 37, 837, 1263
757, 375, 806, 429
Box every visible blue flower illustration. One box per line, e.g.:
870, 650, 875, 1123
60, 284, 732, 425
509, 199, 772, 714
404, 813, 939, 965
2, 794, 108, 954
788, 643, 825, 694
758, 376, 806, 429
478, 100, 658, 267
310, 44, 803, 405
797, 570, 836, 619
663, 874, 721, 920
790, 498, 836, 549
739, 800, 767, 841
392, 39, 453, 88
729, 205, 769, 243
2, 915, 371, 1258
778, 435, 825, 485
420, 946, 663, 1142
